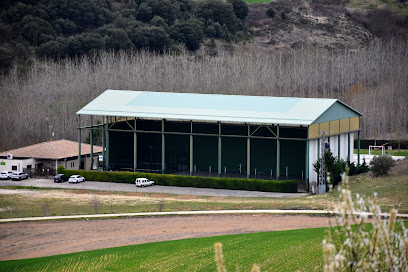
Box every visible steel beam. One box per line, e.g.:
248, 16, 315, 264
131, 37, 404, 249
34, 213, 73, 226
74, 127, 307, 141
218, 122, 221, 178
247, 124, 250, 179
78, 115, 81, 170
276, 125, 280, 180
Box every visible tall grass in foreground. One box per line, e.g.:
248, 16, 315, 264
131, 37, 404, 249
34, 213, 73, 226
214, 173, 408, 271
322, 174, 407, 271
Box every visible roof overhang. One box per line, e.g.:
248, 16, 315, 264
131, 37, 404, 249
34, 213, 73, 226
77, 90, 344, 126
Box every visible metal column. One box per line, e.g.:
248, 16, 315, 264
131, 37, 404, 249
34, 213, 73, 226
357, 131, 361, 165
105, 116, 109, 171
90, 115, 93, 170
247, 124, 250, 179
347, 133, 350, 161
190, 121, 193, 176
161, 119, 165, 174
305, 138, 309, 191
78, 115, 81, 170
218, 122, 221, 178
276, 125, 280, 180
134, 118, 137, 172
102, 117, 105, 170
338, 135, 340, 159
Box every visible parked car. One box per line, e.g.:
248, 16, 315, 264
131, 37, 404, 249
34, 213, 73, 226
0, 171, 13, 179
54, 174, 69, 183
68, 175, 85, 183
135, 178, 154, 187
11, 172, 29, 180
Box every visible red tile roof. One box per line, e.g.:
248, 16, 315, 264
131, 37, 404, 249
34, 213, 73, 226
0, 140, 103, 160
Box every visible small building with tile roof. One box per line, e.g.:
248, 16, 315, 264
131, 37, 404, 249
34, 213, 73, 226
0, 139, 102, 174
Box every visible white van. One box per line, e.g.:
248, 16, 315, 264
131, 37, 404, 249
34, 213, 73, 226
135, 178, 154, 187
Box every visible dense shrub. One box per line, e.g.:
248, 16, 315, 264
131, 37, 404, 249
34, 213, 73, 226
58, 167, 298, 193
196, 0, 240, 32
170, 18, 204, 51
369, 155, 395, 177
266, 8, 275, 18
227, 0, 248, 20
313, 150, 370, 188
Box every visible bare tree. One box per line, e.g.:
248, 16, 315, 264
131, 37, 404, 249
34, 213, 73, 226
0, 39, 407, 151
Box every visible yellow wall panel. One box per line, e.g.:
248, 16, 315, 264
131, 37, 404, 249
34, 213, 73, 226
330, 120, 339, 135
319, 122, 329, 133
309, 124, 319, 139
340, 118, 349, 133
350, 116, 360, 131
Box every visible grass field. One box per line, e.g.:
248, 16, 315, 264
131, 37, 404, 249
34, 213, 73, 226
0, 227, 326, 272
1, 171, 407, 218
355, 149, 408, 157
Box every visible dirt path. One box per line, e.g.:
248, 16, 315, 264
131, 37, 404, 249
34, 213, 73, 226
0, 214, 333, 261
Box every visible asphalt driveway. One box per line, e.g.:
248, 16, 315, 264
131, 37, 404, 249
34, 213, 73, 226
0, 178, 307, 198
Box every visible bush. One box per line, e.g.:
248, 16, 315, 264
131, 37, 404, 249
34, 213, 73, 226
58, 167, 298, 193
169, 18, 204, 51
227, 0, 248, 20
314, 150, 370, 188
266, 8, 275, 18
369, 155, 395, 177
196, 0, 240, 32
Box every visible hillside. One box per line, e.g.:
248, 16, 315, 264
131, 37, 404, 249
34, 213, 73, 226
1, 0, 408, 73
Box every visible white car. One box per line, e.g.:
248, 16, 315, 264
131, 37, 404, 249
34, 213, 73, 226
68, 175, 85, 183
135, 178, 154, 187
0, 171, 13, 179
11, 172, 29, 180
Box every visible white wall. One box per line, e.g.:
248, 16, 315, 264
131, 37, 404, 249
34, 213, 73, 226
0, 154, 99, 173
329, 135, 339, 159
0, 158, 36, 172
308, 139, 319, 183
349, 133, 355, 163
339, 134, 349, 160
308, 132, 356, 183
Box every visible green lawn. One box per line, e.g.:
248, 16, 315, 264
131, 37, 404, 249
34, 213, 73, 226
0, 227, 326, 272
1, 171, 407, 219
355, 149, 408, 156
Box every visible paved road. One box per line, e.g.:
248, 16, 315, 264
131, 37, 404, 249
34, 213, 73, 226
0, 178, 307, 198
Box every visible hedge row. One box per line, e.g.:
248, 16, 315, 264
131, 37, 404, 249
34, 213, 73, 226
58, 167, 298, 193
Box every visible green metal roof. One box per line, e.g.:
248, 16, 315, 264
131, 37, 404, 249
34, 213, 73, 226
77, 90, 361, 125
